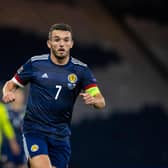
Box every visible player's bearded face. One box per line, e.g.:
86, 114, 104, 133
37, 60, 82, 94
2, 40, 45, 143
48, 30, 73, 59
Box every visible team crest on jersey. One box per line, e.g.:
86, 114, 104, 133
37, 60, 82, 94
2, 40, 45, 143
67, 73, 77, 90
68, 73, 77, 83
31, 144, 39, 152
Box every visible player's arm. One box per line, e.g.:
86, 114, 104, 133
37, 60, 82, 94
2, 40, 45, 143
2, 79, 19, 103
80, 85, 105, 109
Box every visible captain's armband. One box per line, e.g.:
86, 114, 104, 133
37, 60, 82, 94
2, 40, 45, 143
85, 86, 100, 96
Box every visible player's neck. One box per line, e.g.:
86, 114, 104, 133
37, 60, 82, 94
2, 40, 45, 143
50, 54, 70, 65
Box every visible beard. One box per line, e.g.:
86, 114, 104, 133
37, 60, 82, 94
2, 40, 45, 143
52, 49, 67, 60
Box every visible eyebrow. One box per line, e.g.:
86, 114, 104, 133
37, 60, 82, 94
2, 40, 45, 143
51, 36, 71, 39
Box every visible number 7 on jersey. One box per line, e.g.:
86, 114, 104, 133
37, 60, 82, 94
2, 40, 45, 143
55, 85, 62, 100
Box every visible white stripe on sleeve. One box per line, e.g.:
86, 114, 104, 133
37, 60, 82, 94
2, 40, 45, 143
12, 77, 24, 88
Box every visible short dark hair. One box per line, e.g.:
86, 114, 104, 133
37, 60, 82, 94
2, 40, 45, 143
48, 23, 73, 39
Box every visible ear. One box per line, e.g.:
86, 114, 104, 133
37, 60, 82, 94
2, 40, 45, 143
47, 40, 51, 49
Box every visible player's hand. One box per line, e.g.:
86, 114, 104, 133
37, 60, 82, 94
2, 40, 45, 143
79, 93, 96, 106
2, 91, 16, 103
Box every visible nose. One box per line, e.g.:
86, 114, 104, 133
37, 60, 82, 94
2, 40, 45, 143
59, 40, 64, 47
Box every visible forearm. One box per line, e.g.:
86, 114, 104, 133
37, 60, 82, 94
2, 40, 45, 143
93, 94, 106, 109
80, 92, 106, 109
9, 137, 20, 155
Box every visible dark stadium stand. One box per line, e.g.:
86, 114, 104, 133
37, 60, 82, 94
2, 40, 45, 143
71, 105, 168, 168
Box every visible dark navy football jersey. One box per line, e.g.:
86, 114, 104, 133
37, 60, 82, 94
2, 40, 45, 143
13, 54, 98, 138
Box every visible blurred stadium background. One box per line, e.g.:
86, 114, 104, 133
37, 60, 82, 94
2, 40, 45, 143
0, 0, 168, 167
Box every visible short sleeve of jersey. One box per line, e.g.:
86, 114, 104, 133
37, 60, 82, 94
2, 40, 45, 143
81, 67, 98, 90
13, 59, 33, 87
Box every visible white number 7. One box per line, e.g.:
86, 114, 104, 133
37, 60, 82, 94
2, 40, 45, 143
55, 85, 62, 100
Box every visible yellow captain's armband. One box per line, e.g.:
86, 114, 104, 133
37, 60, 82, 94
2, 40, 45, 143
85, 86, 100, 96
